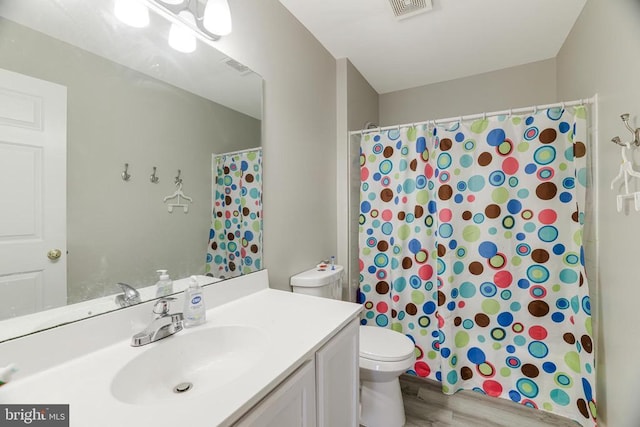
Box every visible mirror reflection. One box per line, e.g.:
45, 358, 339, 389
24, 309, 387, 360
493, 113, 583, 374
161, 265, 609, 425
0, 0, 263, 341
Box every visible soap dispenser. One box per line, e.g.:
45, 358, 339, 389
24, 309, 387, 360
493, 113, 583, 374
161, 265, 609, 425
155, 269, 173, 298
183, 276, 206, 327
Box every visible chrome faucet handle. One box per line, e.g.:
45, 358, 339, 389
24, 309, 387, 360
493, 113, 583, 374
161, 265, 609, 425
115, 282, 141, 307
153, 297, 176, 318
118, 282, 140, 301
131, 298, 183, 347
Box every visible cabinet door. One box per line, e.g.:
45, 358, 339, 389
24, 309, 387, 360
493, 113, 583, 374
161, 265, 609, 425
234, 360, 316, 427
315, 318, 359, 427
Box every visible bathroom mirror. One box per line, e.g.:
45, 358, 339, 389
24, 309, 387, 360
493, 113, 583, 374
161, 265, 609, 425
0, 0, 263, 341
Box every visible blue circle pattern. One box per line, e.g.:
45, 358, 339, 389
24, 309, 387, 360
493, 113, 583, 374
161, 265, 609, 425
357, 111, 595, 425
206, 152, 262, 278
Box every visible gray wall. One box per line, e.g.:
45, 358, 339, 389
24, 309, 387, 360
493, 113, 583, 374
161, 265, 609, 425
557, 0, 640, 425
0, 18, 260, 302
336, 58, 379, 301
379, 58, 557, 125
215, 0, 337, 289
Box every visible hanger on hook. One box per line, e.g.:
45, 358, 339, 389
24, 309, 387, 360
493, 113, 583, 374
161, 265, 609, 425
164, 176, 193, 214
611, 142, 640, 212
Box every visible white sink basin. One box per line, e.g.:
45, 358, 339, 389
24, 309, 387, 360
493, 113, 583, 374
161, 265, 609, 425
111, 325, 267, 405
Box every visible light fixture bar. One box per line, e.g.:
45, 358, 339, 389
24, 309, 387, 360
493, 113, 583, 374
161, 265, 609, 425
151, 0, 222, 41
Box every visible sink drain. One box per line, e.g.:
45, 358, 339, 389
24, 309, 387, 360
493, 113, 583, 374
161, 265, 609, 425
173, 382, 193, 393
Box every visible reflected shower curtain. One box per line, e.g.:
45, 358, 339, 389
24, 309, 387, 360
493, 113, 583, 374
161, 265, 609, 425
205, 149, 262, 278
358, 107, 596, 426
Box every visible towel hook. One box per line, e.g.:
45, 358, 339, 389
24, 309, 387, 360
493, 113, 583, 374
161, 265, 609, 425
174, 169, 182, 185
611, 114, 640, 147
121, 163, 131, 181
621, 114, 640, 146
150, 166, 159, 184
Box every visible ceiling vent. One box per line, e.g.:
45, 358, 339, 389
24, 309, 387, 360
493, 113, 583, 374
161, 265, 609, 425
388, 0, 433, 20
222, 57, 252, 76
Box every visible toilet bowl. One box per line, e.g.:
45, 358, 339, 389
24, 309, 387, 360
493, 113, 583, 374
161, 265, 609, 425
290, 265, 415, 427
359, 326, 415, 427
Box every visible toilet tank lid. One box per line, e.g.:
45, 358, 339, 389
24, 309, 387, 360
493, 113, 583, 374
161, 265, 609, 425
290, 265, 344, 287
360, 326, 415, 362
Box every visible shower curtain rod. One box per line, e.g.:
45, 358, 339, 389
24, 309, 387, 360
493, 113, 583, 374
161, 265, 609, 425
349, 97, 595, 135
213, 146, 262, 158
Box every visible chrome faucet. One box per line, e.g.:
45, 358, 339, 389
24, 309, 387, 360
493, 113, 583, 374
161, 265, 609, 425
131, 298, 183, 347
115, 282, 141, 307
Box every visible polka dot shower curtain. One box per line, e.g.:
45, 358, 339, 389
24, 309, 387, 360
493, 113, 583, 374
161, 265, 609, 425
358, 106, 596, 426
205, 149, 262, 278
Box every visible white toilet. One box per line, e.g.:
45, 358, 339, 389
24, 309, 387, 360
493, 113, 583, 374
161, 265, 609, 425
291, 265, 415, 427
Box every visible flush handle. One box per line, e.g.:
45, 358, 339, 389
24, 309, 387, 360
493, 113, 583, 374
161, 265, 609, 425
47, 249, 62, 261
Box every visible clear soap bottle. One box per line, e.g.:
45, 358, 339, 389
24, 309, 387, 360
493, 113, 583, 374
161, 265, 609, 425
155, 269, 173, 298
183, 276, 206, 327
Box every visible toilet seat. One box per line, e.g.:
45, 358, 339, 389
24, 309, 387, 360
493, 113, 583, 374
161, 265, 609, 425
359, 353, 414, 373
359, 326, 414, 362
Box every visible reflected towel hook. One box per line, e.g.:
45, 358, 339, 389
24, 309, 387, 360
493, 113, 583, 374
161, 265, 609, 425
150, 166, 159, 184
121, 163, 131, 181
174, 169, 182, 185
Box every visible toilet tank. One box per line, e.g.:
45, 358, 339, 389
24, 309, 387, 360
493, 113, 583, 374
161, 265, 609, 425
290, 265, 344, 300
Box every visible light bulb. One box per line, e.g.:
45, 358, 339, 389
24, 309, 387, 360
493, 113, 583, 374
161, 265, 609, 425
168, 11, 197, 53
203, 0, 232, 36
114, 0, 149, 28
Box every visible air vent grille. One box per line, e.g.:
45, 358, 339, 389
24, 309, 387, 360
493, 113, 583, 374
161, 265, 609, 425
388, 0, 433, 20
222, 58, 252, 75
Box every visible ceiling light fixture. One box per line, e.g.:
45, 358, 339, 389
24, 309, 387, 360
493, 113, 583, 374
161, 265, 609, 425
114, 0, 150, 28
151, 0, 232, 41
203, 0, 232, 36
168, 11, 197, 53
115, 0, 232, 53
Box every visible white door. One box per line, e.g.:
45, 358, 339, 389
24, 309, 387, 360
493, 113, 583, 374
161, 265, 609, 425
0, 68, 67, 320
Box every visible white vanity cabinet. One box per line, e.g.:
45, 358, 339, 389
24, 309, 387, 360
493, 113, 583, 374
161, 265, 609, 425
315, 318, 359, 427
233, 318, 359, 427
233, 361, 317, 427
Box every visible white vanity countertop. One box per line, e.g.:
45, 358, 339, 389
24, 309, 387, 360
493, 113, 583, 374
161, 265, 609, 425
0, 288, 362, 427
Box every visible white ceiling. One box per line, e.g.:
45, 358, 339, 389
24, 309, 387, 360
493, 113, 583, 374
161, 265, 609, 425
279, 0, 587, 94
